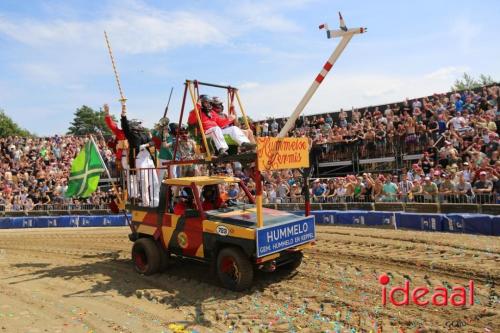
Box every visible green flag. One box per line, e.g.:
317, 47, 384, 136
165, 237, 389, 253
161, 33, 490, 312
65, 140, 106, 198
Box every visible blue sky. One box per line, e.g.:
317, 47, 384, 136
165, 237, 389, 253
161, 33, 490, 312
0, 0, 499, 135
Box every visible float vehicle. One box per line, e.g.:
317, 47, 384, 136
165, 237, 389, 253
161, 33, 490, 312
128, 175, 315, 291
125, 80, 316, 291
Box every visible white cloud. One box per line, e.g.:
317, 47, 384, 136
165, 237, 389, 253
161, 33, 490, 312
0, 0, 306, 55
0, 10, 227, 54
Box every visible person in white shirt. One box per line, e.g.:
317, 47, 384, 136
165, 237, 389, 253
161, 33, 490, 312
447, 112, 466, 130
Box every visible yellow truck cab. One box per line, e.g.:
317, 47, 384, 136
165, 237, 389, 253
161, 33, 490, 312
128, 175, 316, 291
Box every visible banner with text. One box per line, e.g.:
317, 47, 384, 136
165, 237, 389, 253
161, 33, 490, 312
256, 216, 315, 257
257, 137, 309, 171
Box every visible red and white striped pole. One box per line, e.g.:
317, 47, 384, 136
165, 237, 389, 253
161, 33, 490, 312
278, 13, 366, 138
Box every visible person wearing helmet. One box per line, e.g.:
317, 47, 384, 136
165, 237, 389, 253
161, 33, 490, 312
188, 95, 255, 156
211, 97, 227, 118
211, 97, 256, 146
188, 95, 229, 156
152, 116, 173, 180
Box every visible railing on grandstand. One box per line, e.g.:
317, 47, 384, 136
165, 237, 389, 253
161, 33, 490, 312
308, 193, 497, 204
314, 133, 449, 176
316, 134, 430, 163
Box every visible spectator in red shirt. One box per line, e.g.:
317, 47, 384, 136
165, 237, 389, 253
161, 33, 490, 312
201, 185, 223, 211
104, 104, 128, 170
173, 187, 196, 215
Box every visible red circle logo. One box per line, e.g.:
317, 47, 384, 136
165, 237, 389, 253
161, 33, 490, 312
379, 274, 390, 285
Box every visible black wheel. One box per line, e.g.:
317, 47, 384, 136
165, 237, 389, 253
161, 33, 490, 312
131, 238, 161, 275
282, 252, 303, 272
216, 247, 254, 291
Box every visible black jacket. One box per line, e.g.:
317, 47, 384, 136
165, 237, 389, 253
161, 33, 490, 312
121, 115, 150, 168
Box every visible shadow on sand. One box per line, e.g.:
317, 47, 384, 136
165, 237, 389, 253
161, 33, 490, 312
9, 251, 297, 329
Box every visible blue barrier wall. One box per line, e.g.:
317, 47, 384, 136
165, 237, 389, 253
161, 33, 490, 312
0, 212, 498, 236
311, 211, 499, 236
0, 215, 130, 229
492, 216, 500, 236
397, 212, 443, 232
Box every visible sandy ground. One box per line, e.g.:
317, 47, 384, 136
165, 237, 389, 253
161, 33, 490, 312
0, 226, 498, 333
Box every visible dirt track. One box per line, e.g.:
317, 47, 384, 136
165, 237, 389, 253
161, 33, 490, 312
0, 226, 498, 333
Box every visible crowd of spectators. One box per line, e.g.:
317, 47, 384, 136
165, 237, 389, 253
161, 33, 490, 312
255, 84, 500, 160
0, 135, 116, 212
1, 84, 499, 212
252, 84, 499, 204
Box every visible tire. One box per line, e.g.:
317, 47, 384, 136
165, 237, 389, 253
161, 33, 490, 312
282, 252, 303, 272
131, 238, 161, 275
216, 247, 254, 291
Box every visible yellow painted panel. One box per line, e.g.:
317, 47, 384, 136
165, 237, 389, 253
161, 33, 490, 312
132, 210, 147, 222
161, 227, 175, 248
203, 220, 255, 240
160, 214, 179, 248
195, 244, 204, 258
136, 224, 156, 235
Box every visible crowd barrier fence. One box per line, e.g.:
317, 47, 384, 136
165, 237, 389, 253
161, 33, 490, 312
0, 215, 130, 229
308, 210, 499, 236
0, 211, 498, 236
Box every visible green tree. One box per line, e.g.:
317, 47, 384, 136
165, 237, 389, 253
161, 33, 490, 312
0, 109, 31, 137
67, 105, 113, 136
452, 73, 497, 91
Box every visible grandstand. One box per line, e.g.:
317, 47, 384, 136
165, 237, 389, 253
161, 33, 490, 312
254, 84, 500, 211
0, 135, 117, 215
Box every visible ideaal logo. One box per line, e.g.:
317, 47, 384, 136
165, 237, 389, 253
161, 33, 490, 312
379, 274, 474, 306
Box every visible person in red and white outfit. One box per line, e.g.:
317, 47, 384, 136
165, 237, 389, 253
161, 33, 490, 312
188, 95, 254, 156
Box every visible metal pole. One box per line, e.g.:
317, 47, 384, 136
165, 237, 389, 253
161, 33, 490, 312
191, 80, 235, 90
171, 82, 189, 178
90, 135, 112, 180
187, 82, 212, 160
278, 33, 353, 138
255, 170, 264, 228
163, 87, 174, 118
235, 90, 251, 131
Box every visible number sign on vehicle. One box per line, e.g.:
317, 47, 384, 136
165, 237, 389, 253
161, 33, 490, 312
256, 216, 315, 257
